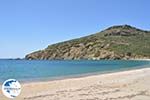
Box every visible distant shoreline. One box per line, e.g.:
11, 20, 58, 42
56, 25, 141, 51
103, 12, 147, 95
0, 58, 150, 61
132, 59, 150, 61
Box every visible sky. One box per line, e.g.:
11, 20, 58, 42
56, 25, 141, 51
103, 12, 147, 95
0, 0, 150, 58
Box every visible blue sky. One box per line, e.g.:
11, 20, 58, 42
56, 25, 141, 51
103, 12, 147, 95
0, 0, 150, 58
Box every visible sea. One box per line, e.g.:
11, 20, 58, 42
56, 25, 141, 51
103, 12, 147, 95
0, 59, 149, 83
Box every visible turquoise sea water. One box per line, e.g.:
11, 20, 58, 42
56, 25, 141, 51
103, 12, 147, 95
0, 60, 149, 82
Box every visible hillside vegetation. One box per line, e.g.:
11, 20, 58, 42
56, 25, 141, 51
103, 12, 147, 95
25, 25, 150, 60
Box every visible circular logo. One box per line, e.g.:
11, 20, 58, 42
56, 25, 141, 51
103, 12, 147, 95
2, 79, 21, 98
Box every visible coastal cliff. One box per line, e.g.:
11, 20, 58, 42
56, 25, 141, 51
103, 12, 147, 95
25, 25, 150, 60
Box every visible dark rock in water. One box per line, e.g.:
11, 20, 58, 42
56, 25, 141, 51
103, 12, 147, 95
15, 58, 22, 60
25, 25, 150, 60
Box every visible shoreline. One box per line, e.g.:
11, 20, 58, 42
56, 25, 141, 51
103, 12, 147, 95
22, 67, 150, 85
1, 63, 149, 84
21, 65, 149, 84
0, 60, 149, 84
1, 67, 150, 100
131, 59, 150, 61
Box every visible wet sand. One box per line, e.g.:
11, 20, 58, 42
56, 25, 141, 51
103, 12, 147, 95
1, 68, 150, 100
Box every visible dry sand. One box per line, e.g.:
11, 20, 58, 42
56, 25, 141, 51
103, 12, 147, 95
1, 68, 150, 100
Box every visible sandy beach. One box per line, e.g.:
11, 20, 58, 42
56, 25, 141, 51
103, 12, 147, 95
1, 68, 150, 100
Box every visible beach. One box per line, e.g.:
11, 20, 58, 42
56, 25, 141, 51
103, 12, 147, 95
1, 68, 150, 100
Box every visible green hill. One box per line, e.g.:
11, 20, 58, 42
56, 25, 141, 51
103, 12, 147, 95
25, 25, 150, 60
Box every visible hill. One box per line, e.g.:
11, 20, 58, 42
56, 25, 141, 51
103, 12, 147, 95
25, 25, 150, 60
